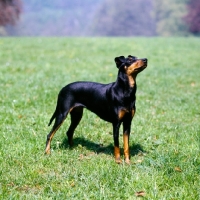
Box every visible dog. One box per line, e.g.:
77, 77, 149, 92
45, 55, 147, 164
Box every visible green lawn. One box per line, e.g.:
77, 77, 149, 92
0, 37, 199, 199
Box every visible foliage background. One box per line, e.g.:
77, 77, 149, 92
1, 0, 198, 36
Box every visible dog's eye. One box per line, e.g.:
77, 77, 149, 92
129, 58, 136, 63
126, 57, 136, 65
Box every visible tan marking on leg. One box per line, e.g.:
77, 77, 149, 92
45, 144, 51, 154
45, 129, 57, 154
123, 134, 130, 164
69, 107, 74, 113
45, 133, 54, 154
114, 146, 121, 164
45, 120, 65, 154
118, 109, 128, 120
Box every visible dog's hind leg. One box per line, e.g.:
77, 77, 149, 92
45, 112, 67, 154
67, 106, 83, 146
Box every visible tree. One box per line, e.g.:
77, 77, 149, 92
184, 0, 200, 35
0, 0, 22, 27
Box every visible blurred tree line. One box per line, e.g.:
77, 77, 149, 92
184, 0, 200, 35
0, 0, 22, 35
88, 0, 156, 36
0, 0, 200, 36
89, 0, 190, 36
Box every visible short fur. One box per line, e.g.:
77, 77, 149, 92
45, 55, 148, 164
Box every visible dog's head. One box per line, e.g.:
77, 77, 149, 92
115, 55, 147, 74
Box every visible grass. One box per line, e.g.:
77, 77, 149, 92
0, 37, 199, 199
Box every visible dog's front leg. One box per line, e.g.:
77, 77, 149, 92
123, 133, 130, 164
112, 122, 122, 164
123, 121, 131, 164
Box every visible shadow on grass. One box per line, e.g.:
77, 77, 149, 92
60, 137, 145, 157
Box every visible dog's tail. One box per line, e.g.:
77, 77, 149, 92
48, 99, 59, 126
48, 110, 57, 126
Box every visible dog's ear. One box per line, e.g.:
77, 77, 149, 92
114, 56, 126, 68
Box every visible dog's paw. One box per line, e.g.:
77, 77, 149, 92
115, 157, 122, 164
125, 158, 131, 165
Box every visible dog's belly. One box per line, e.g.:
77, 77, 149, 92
87, 104, 113, 123
74, 96, 114, 123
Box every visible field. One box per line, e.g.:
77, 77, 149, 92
0, 37, 199, 199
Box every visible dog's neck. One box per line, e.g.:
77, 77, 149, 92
126, 74, 137, 88
116, 71, 137, 90
112, 71, 137, 110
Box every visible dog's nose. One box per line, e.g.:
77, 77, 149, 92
142, 58, 147, 63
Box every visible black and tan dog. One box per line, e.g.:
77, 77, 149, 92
45, 55, 147, 164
